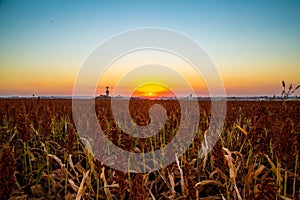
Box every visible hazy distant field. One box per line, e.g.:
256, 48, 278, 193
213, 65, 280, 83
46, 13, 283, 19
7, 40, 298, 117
0, 99, 299, 199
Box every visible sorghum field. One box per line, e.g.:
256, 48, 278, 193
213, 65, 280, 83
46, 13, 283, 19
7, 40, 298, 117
0, 99, 299, 200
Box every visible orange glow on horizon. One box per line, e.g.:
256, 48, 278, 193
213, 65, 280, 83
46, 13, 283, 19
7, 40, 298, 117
132, 83, 175, 98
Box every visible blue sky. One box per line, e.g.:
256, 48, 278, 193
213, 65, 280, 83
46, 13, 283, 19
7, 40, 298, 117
0, 0, 300, 96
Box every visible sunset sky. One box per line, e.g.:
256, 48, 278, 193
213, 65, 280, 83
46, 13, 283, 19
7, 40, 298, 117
0, 0, 300, 97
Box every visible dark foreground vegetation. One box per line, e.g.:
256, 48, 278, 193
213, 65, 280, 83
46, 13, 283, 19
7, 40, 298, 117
0, 99, 299, 199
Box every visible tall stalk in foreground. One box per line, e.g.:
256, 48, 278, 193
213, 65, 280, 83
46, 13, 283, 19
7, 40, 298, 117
281, 80, 300, 98
0, 144, 16, 199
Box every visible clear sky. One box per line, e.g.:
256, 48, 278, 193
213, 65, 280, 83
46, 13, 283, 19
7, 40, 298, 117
0, 0, 300, 97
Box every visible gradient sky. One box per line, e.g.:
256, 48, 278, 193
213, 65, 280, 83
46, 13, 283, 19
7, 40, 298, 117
0, 0, 300, 97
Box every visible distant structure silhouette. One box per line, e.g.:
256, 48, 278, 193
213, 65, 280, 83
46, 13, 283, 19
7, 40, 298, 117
105, 86, 109, 97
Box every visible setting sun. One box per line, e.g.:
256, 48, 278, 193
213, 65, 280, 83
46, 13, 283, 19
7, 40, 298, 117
131, 83, 175, 98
